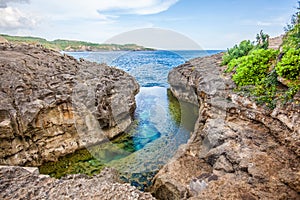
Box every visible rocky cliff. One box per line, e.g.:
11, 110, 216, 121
150, 53, 300, 199
0, 166, 155, 199
0, 43, 139, 166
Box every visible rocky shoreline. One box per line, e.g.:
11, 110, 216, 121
150, 53, 300, 199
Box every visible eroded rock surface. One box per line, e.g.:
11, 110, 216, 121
151, 53, 300, 199
0, 43, 139, 166
0, 166, 155, 200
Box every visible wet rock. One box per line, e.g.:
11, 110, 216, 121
0, 166, 155, 200
0, 43, 139, 166
150, 53, 300, 199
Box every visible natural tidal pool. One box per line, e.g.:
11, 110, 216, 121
39, 50, 221, 190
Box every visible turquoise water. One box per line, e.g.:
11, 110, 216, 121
40, 50, 222, 190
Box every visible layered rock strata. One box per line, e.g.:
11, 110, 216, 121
0, 43, 139, 166
151, 53, 300, 199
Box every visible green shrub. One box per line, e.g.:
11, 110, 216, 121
221, 3, 300, 108
282, 83, 300, 103
283, 2, 300, 49
276, 48, 300, 80
282, 24, 300, 51
221, 40, 254, 65
255, 30, 270, 50
231, 49, 279, 86
252, 70, 278, 109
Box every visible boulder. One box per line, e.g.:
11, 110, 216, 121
0, 43, 139, 166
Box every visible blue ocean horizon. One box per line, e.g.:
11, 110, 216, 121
67, 50, 223, 87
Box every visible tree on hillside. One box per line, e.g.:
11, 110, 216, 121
285, 1, 300, 31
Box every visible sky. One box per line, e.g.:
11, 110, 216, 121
0, 0, 298, 49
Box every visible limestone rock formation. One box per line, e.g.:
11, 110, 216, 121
0, 166, 155, 199
151, 53, 300, 199
0, 43, 139, 166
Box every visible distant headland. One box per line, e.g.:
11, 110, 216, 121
0, 34, 155, 52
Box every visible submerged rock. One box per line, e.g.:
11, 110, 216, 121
150, 53, 300, 199
0, 166, 155, 199
0, 43, 139, 166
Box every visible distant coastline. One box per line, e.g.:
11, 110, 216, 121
0, 34, 155, 52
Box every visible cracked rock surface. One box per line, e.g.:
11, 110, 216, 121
150, 53, 300, 199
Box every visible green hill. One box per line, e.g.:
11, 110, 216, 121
0, 34, 154, 51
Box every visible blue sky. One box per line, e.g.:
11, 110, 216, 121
0, 0, 298, 49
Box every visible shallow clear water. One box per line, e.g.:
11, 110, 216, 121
39, 50, 222, 190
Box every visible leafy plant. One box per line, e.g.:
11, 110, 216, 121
284, 1, 300, 32
283, 1, 300, 50
255, 30, 270, 50
222, 27, 298, 108
252, 70, 279, 109
221, 40, 254, 66
276, 48, 300, 80
282, 83, 300, 103
221, 2, 300, 109
232, 49, 278, 86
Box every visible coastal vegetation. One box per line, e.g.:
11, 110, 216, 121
0, 34, 154, 51
222, 2, 300, 108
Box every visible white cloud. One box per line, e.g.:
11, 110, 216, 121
0, 7, 37, 30
1, 0, 179, 29
27, 0, 179, 18
243, 16, 288, 27
0, 0, 179, 43
256, 21, 272, 26
96, 0, 179, 15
